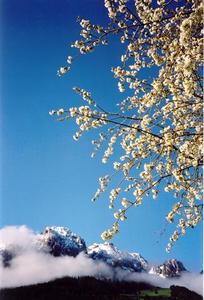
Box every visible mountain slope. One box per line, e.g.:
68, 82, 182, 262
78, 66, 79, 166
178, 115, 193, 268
88, 242, 148, 272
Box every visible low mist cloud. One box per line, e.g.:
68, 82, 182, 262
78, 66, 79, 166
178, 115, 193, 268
0, 226, 202, 296
125, 270, 203, 296
0, 251, 113, 288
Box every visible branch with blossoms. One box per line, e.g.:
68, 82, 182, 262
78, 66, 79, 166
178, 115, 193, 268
51, 0, 203, 251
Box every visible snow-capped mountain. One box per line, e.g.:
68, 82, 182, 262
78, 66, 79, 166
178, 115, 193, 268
36, 226, 87, 257
88, 242, 148, 272
0, 226, 188, 278
149, 259, 187, 278
0, 226, 87, 266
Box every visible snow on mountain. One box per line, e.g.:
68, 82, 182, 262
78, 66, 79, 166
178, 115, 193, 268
87, 242, 148, 272
149, 259, 187, 278
36, 226, 87, 257
0, 226, 188, 279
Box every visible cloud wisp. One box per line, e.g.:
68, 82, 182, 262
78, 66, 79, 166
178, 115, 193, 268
0, 226, 202, 296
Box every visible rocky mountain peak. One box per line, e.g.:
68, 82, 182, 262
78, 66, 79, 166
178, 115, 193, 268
149, 259, 187, 278
37, 226, 87, 257
87, 242, 148, 272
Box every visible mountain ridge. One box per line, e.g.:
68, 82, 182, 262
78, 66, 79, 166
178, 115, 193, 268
0, 226, 188, 278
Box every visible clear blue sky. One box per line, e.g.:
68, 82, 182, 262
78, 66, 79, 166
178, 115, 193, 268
0, 0, 202, 272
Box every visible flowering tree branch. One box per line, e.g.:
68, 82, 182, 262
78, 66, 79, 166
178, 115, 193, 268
50, 0, 203, 251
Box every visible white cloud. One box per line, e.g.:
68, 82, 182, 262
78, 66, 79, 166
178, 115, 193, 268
0, 251, 112, 288
0, 225, 36, 252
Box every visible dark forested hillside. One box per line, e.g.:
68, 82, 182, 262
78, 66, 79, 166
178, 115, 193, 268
0, 276, 202, 300
0, 276, 152, 300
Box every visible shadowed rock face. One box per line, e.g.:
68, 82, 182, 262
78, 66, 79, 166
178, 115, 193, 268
37, 227, 87, 257
0, 249, 13, 267
87, 242, 148, 273
151, 259, 187, 278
